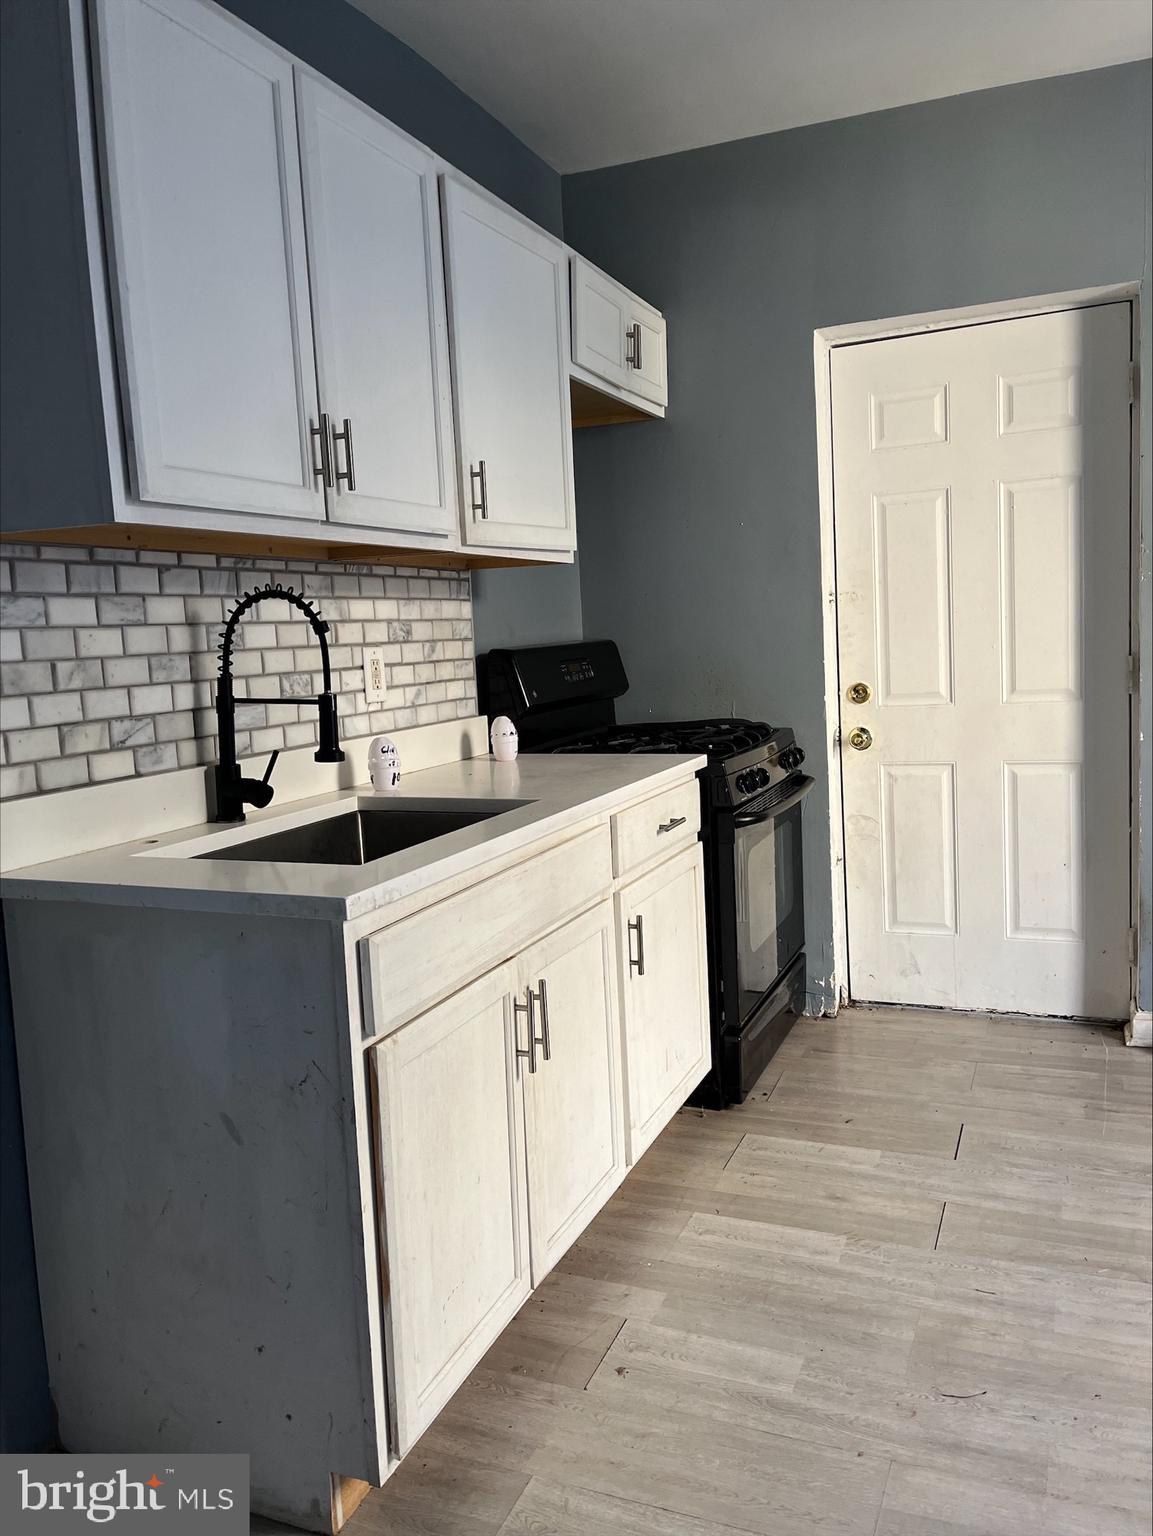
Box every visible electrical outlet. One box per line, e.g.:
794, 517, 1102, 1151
363, 646, 388, 705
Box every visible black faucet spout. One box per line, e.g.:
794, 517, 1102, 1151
212, 585, 346, 824
315, 691, 344, 763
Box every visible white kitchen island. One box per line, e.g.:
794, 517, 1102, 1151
2, 749, 709, 1532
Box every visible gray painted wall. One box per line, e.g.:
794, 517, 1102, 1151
563, 61, 1153, 1013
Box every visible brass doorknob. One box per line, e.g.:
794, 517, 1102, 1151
846, 681, 871, 705
847, 727, 873, 752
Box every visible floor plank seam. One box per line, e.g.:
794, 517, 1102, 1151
582, 1316, 628, 1390
869, 1459, 894, 1536
933, 1201, 947, 1250
544, 1475, 769, 1536
953, 1124, 965, 1160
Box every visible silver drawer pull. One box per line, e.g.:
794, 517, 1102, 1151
627, 914, 645, 976
657, 816, 687, 834
529, 977, 551, 1062
332, 417, 356, 491
513, 992, 536, 1073
469, 460, 488, 518
309, 413, 333, 487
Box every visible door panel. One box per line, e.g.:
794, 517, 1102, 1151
295, 74, 457, 535
571, 256, 630, 392
94, 0, 323, 518
627, 303, 668, 407
441, 177, 575, 550
833, 303, 1131, 1018
370, 963, 529, 1455
879, 763, 958, 935
998, 476, 1082, 701
519, 903, 624, 1282
618, 845, 710, 1160
873, 489, 954, 705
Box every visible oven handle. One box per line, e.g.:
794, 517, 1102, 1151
732, 775, 815, 827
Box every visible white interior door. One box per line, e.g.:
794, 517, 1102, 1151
440, 176, 576, 551
93, 0, 324, 519
833, 303, 1131, 1020
295, 73, 457, 536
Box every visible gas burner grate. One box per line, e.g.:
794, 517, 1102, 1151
550, 718, 777, 762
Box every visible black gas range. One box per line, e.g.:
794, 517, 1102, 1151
480, 641, 813, 1106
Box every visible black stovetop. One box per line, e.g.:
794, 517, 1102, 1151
547, 716, 778, 761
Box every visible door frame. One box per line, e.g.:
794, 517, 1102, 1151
813, 282, 1143, 1020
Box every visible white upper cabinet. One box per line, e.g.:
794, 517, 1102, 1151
571, 257, 631, 393
93, 0, 324, 520
571, 254, 667, 411
294, 74, 457, 537
440, 176, 576, 552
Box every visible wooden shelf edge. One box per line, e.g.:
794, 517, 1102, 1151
570, 376, 661, 428
1, 523, 567, 571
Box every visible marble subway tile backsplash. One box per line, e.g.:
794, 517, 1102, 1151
0, 545, 476, 799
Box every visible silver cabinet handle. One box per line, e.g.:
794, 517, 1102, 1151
332, 417, 356, 491
310, 413, 333, 487
529, 977, 551, 1062
625, 324, 639, 368
627, 914, 645, 976
513, 991, 536, 1073
469, 460, 488, 518
657, 816, 686, 834
634, 322, 642, 372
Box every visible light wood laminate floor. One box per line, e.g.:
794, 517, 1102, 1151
265, 1008, 1153, 1536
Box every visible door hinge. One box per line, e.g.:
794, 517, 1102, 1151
1129, 361, 1139, 404
1129, 653, 1140, 693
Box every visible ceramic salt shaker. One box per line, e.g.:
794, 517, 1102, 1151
490, 715, 519, 763
368, 736, 401, 791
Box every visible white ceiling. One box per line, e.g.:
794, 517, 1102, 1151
349, 0, 1152, 173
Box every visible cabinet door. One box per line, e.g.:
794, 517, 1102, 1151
295, 75, 457, 537
618, 845, 710, 1162
370, 962, 530, 1455
571, 255, 630, 392
626, 300, 668, 407
441, 177, 575, 551
93, 0, 324, 519
519, 902, 625, 1282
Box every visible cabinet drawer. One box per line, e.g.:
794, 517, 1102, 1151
362, 824, 611, 1038
611, 779, 700, 878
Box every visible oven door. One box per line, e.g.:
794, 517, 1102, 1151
731, 775, 812, 1027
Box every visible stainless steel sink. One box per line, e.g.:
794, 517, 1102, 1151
195, 800, 526, 866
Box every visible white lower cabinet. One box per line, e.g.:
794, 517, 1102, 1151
617, 844, 711, 1161
369, 960, 530, 1456
369, 899, 624, 1457
519, 902, 625, 1282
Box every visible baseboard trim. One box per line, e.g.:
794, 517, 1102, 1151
1125, 1010, 1152, 1048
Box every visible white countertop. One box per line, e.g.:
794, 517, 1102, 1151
0, 753, 704, 922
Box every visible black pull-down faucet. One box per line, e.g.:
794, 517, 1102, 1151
213, 584, 344, 823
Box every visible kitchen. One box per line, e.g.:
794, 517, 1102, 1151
1, 2, 1150, 1533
